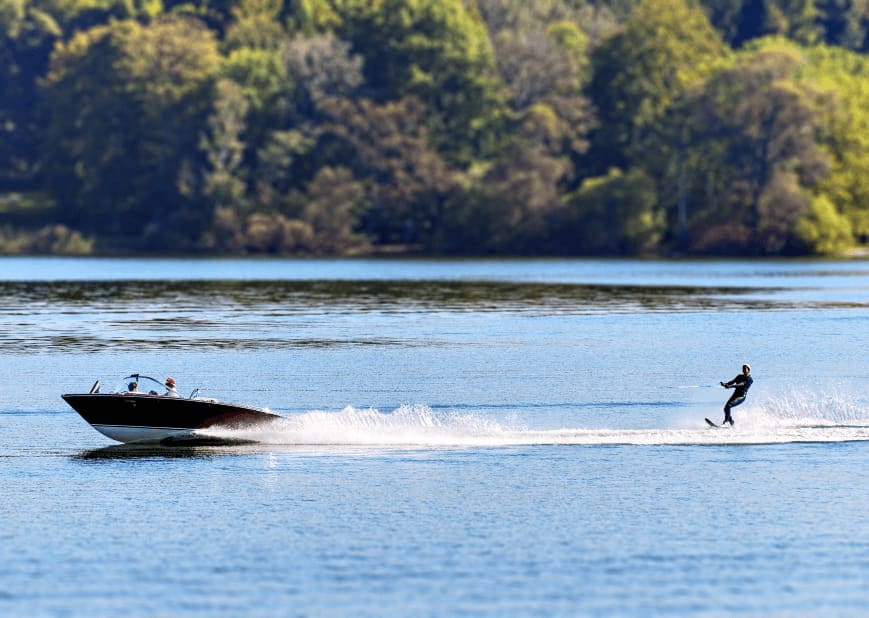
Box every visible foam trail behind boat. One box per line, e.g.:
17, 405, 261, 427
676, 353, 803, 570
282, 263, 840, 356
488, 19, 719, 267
199, 398, 869, 447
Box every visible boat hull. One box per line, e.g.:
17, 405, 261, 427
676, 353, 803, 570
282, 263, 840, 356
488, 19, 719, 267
62, 394, 281, 444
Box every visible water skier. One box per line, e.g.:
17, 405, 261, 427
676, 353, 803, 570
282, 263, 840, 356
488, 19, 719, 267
719, 363, 753, 426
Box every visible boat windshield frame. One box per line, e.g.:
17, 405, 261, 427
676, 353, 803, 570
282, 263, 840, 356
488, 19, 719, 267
114, 374, 174, 396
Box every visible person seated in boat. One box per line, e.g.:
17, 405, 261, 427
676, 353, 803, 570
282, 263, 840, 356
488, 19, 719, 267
163, 377, 180, 398
127, 381, 139, 393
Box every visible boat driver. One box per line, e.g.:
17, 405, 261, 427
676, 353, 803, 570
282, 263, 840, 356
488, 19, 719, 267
164, 377, 180, 398
127, 382, 138, 393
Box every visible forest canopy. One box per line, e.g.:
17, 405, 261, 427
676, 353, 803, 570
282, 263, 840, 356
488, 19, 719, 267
2, 0, 869, 256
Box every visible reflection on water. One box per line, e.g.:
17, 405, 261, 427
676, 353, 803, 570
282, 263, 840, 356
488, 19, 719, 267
73, 436, 274, 460
73, 444, 224, 461
1, 278, 774, 309
0, 279, 803, 353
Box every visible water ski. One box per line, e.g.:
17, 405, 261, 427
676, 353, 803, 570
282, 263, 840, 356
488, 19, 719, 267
705, 418, 719, 428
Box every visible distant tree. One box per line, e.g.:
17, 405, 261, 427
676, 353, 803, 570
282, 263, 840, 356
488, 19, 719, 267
475, 142, 570, 253
796, 193, 854, 253
701, 0, 748, 45
220, 0, 341, 41
198, 78, 250, 239
302, 166, 369, 254
0, 223, 94, 254
588, 0, 728, 174
316, 96, 459, 248
250, 33, 364, 212
553, 168, 663, 254
239, 212, 314, 253
223, 0, 286, 52
800, 44, 869, 247
472, 1, 596, 253
477, 0, 585, 33
646, 41, 830, 254
701, 0, 868, 50
220, 46, 287, 157
279, 32, 364, 121
41, 15, 221, 247
335, 0, 506, 164
765, 0, 822, 44
815, 0, 869, 50
0, 0, 63, 190
287, 0, 341, 33
712, 43, 829, 253
490, 22, 593, 160
254, 130, 316, 214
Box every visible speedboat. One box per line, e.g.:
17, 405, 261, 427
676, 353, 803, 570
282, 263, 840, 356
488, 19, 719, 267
62, 374, 282, 444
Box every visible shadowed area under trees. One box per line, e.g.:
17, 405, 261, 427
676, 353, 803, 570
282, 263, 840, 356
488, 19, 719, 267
1, 0, 869, 255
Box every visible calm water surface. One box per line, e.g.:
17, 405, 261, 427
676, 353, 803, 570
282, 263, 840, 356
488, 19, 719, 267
2, 258, 868, 616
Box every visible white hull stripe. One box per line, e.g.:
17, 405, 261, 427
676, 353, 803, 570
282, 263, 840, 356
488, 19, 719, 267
90, 424, 195, 444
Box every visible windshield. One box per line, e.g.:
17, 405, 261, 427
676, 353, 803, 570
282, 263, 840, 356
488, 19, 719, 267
114, 374, 170, 396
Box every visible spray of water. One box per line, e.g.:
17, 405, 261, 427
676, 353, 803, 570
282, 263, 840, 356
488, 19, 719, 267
755, 391, 869, 426
211, 404, 521, 447
200, 394, 869, 448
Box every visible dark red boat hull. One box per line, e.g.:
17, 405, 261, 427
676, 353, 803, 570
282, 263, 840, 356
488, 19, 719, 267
62, 393, 281, 443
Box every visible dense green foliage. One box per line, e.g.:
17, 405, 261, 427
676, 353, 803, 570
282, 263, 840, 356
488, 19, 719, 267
1, 0, 869, 255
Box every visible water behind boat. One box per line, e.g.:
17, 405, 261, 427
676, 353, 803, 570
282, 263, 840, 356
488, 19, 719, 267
2, 257, 868, 616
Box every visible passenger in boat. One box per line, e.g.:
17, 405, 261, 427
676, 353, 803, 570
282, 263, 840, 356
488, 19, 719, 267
720, 363, 753, 426
127, 382, 139, 393
164, 377, 180, 398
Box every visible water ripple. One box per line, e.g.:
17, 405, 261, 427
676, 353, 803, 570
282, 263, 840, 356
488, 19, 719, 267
0, 279, 860, 353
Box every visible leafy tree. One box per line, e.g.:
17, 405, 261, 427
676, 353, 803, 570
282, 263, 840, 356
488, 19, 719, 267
475, 142, 570, 253
238, 212, 314, 253
7, 0, 869, 257
40, 22, 138, 230
763, 0, 821, 44
800, 44, 869, 245
249, 33, 364, 212
41, 15, 221, 246
471, 0, 597, 254
223, 47, 286, 106
0, 0, 63, 189
220, 46, 288, 188
316, 96, 459, 247
815, 0, 869, 50
489, 21, 593, 160
199, 78, 250, 222
254, 129, 316, 213
553, 168, 663, 254
700, 0, 824, 47
335, 0, 506, 163
279, 32, 364, 120
477, 0, 586, 34
288, 0, 341, 33
302, 166, 368, 254
796, 193, 854, 253
588, 0, 727, 173
701, 0, 749, 45
647, 40, 830, 254
223, 0, 285, 52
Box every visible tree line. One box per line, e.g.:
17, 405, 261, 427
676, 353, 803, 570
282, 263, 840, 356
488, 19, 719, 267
1, 0, 868, 255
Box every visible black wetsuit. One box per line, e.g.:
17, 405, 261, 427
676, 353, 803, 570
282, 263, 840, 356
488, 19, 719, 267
721, 373, 753, 425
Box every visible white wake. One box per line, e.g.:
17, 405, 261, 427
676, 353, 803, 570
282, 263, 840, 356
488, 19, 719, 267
201, 398, 869, 447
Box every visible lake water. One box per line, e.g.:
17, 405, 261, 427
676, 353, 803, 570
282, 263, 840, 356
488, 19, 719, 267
1, 257, 868, 616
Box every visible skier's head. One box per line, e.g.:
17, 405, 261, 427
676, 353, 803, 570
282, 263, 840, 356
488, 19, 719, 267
742, 363, 751, 374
